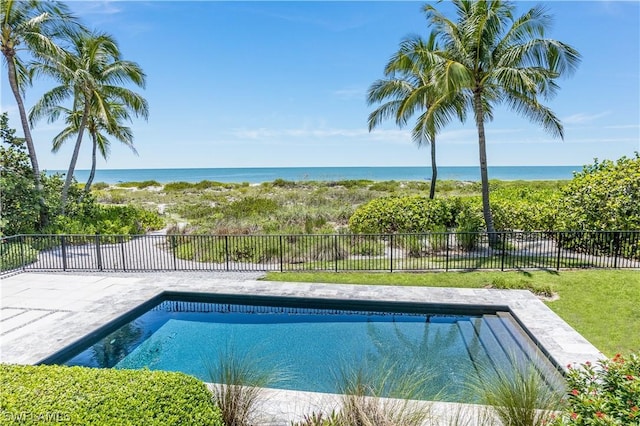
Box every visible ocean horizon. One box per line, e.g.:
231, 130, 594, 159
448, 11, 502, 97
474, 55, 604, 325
49, 165, 583, 184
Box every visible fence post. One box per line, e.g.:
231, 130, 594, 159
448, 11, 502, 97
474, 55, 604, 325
95, 233, 103, 271
334, 234, 338, 272
279, 235, 284, 272
61, 235, 68, 271
556, 231, 562, 271
390, 234, 394, 272
120, 235, 127, 271
171, 235, 177, 270
613, 231, 621, 269
225, 236, 230, 272
445, 232, 450, 272
19, 235, 26, 271
500, 232, 506, 271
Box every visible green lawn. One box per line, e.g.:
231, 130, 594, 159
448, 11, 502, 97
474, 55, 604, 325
264, 270, 640, 357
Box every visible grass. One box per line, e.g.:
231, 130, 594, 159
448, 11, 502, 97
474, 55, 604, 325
263, 270, 640, 356
91, 178, 569, 235
205, 347, 287, 426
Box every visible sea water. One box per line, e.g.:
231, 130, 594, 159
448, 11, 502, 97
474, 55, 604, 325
49, 165, 581, 184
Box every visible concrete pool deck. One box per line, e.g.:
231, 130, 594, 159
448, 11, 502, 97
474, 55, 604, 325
0, 271, 604, 423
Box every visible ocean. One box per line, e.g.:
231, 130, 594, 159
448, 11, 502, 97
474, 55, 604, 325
51, 165, 582, 184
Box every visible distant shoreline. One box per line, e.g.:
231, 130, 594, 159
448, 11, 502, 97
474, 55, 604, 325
46, 165, 581, 184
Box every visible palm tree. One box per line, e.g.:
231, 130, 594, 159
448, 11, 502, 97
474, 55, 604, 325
47, 100, 140, 193
1, 0, 80, 213
30, 30, 147, 210
418, 0, 580, 243
368, 32, 465, 199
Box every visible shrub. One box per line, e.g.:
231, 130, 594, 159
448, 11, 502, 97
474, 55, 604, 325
394, 235, 426, 258
0, 364, 224, 425
44, 204, 164, 236
222, 197, 279, 219
427, 226, 448, 252
164, 181, 196, 191
0, 241, 39, 271
116, 180, 161, 189
455, 202, 484, 251
368, 180, 400, 192
290, 236, 350, 262
557, 155, 640, 231
349, 196, 453, 234
348, 236, 386, 256
91, 181, 109, 190
555, 155, 640, 259
554, 353, 640, 425
272, 178, 297, 188
174, 236, 282, 264
330, 179, 374, 189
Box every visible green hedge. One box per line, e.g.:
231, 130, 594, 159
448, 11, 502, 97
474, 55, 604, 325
349, 196, 453, 234
0, 364, 224, 425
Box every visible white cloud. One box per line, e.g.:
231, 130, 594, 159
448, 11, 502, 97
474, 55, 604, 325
332, 88, 366, 100
603, 124, 640, 130
563, 111, 611, 124
68, 1, 123, 17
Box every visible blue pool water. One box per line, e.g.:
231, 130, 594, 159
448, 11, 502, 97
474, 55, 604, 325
61, 298, 561, 401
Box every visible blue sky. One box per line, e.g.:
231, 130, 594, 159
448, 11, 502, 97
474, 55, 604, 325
2, 0, 639, 170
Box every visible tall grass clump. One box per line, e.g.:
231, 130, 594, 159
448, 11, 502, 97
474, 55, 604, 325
471, 358, 565, 426
205, 348, 287, 426
334, 360, 435, 426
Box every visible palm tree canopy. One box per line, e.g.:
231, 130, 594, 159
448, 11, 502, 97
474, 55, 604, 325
421, 0, 581, 139
49, 100, 137, 159
27, 28, 148, 209
29, 31, 148, 126
1, 0, 80, 93
367, 32, 466, 148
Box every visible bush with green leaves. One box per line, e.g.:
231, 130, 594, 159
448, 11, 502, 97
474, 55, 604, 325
0, 364, 224, 425
173, 235, 282, 263
44, 203, 164, 236
557, 155, 640, 231
553, 353, 639, 425
116, 180, 161, 189
455, 200, 484, 251
555, 155, 640, 259
0, 114, 41, 236
349, 196, 453, 234
0, 241, 39, 271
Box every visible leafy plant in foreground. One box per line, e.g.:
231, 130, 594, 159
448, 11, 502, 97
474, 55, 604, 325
553, 353, 640, 425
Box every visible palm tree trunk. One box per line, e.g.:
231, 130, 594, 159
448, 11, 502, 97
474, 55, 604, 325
429, 136, 437, 199
5, 58, 41, 186
61, 99, 90, 212
84, 131, 98, 193
473, 90, 498, 247
5, 56, 48, 225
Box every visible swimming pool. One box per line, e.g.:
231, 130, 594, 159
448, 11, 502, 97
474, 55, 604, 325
45, 293, 562, 402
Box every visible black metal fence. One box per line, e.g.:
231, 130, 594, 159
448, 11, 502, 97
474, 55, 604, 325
1, 231, 639, 275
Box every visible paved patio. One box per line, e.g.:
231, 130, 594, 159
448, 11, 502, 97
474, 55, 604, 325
0, 271, 604, 424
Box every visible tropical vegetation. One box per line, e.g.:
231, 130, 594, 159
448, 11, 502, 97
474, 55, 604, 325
367, 31, 465, 199
1, 0, 81, 192
384, 0, 581, 244
1, 0, 147, 220
0, 113, 162, 238
554, 354, 640, 425
29, 30, 147, 207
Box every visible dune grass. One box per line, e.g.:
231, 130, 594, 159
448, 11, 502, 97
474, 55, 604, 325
263, 270, 640, 356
